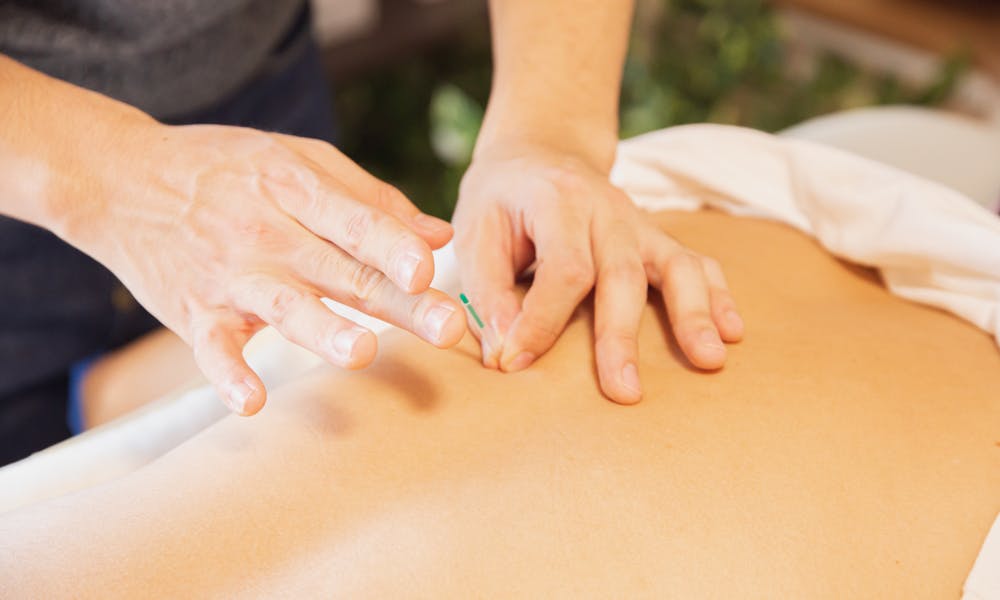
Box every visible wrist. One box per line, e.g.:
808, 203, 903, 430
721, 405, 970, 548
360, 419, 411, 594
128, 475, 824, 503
46, 99, 159, 251
0, 56, 158, 249
0, 55, 155, 239
474, 102, 619, 174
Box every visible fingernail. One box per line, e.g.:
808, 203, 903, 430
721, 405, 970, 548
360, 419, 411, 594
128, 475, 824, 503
503, 351, 535, 372
223, 379, 256, 414
621, 362, 642, 396
423, 303, 456, 344
725, 309, 744, 330
394, 250, 423, 290
412, 213, 451, 233
331, 327, 367, 363
698, 329, 725, 350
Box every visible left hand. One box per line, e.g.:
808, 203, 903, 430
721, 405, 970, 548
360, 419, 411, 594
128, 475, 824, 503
452, 142, 745, 404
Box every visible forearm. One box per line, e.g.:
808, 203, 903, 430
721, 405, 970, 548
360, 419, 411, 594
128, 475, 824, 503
0, 54, 153, 237
478, 0, 635, 171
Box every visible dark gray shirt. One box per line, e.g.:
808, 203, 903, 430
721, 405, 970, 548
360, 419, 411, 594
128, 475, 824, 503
0, 0, 304, 118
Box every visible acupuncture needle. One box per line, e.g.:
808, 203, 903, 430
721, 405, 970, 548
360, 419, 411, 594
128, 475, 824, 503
459, 293, 501, 352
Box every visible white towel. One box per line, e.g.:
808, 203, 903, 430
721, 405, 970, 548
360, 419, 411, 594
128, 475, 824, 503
610, 123, 1000, 349
967, 515, 1000, 600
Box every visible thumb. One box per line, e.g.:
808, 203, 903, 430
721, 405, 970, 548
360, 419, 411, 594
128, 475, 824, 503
191, 316, 267, 416
455, 211, 521, 368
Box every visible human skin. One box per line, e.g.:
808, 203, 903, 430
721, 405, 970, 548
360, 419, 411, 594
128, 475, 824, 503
454, 0, 746, 403
1, 211, 997, 598
0, 1, 741, 413
0, 54, 465, 415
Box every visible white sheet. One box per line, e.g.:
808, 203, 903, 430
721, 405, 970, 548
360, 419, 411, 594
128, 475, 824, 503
612, 123, 1000, 348
967, 515, 1000, 600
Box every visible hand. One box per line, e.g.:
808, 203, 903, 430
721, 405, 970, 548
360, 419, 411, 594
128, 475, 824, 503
452, 142, 744, 404
63, 122, 466, 415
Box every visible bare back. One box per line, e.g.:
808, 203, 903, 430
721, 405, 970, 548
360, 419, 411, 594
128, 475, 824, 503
2, 211, 998, 598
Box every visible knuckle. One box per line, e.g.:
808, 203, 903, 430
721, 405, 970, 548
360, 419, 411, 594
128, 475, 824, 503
556, 257, 596, 290
302, 137, 335, 154
519, 312, 564, 344
374, 182, 411, 211
348, 263, 388, 304
548, 164, 588, 192
235, 220, 276, 246
408, 295, 433, 329
344, 207, 378, 251
266, 287, 304, 326
305, 245, 341, 277
619, 270, 648, 291
700, 255, 722, 274
567, 267, 596, 290
386, 229, 418, 259
678, 313, 715, 334
664, 251, 701, 280
602, 257, 647, 288
595, 329, 636, 352
190, 320, 222, 354
191, 326, 235, 376
710, 288, 737, 311
198, 324, 227, 349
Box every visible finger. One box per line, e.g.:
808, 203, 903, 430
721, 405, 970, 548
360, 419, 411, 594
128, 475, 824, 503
274, 135, 453, 249
191, 315, 266, 416
653, 249, 728, 370
362, 183, 453, 250
593, 225, 648, 405
700, 256, 745, 342
284, 179, 441, 294
295, 240, 466, 348
500, 207, 595, 372
454, 207, 521, 368
234, 278, 378, 370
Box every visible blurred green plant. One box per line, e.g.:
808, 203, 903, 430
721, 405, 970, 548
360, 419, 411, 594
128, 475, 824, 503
429, 83, 484, 167
333, 25, 492, 219
334, 0, 966, 219
620, 0, 967, 135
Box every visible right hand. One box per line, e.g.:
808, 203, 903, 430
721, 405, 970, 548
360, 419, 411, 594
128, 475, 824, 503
59, 121, 466, 415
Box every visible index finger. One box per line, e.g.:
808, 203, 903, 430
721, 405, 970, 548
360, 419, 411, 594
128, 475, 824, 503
275, 174, 437, 295
454, 206, 521, 367
498, 209, 595, 372
274, 135, 453, 249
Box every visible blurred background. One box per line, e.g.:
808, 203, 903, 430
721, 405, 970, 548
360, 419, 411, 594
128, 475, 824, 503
313, 0, 1000, 219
